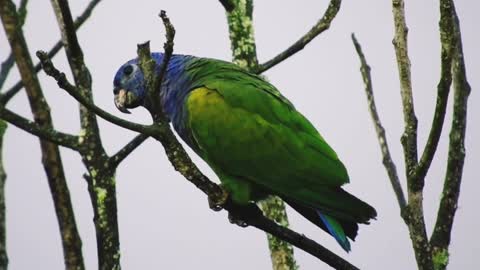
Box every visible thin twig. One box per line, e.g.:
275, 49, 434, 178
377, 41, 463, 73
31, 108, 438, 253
0, 121, 7, 269
255, 0, 342, 74
430, 2, 471, 268
351, 33, 406, 209
154, 11, 175, 100
0, 54, 15, 91
109, 134, 149, 168
0, 0, 102, 104
0, 107, 80, 150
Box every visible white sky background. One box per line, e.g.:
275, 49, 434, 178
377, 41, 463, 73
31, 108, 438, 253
1, 0, 478, 269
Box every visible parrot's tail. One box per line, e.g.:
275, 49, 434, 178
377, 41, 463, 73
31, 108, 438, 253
284, 199, 358, 252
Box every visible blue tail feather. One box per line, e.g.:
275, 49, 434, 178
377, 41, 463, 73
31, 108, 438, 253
318, 211, 351, 252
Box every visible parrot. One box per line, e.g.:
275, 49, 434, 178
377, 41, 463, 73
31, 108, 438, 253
112, 53, 377, 252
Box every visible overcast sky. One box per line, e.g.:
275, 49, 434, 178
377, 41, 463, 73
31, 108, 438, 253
1, 0, 478, 269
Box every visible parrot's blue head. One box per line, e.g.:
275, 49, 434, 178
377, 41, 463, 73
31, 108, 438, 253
113, 53, 167, 113
113, 58, 147, 113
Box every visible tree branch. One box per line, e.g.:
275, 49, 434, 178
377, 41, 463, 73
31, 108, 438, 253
109, 134, 149, 169
0, 54, 15, 91
351, 33, 406, 210
49, 0, 122, 268
138, 10, 175, 122
392, 1, 431, 269
225, 0, 259, 70
0, 121, 7, 269
430, 1, 471, 269
392, 0, 419, 182
255, 0, 342, 74
413, 0, 455, 186
219, 0, 235, 12
0, 1, 85, 269
0, 0, 102, 105
0, 107, 80, 150
0, 0, 27, 90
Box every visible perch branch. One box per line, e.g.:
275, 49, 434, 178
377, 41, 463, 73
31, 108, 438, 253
255, 0, 342, 74
0, 0, 102, 104
430, 1, 471, 268
351, 33, 406, 209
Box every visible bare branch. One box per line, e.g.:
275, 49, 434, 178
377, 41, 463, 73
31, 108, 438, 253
0, 0, 28, 90
392, 0, 418, 181
0, 0, 103, 105
109, 134, 149, 168
413, 0, 455, 186
351, 33, 406, 209
391, 1, 431, 269
0, 1, 85, 268
0, 54, 15, 91
225, 0, 259, 70
0, 121, 7, 269
156, 11, 175, 95
49, 0, 122, 268
0, 107, 80, 150
430, 1, 471, 268
255, 0, 342, 74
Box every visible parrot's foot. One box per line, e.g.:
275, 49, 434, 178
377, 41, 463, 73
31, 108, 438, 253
208, 190, 229, 212
228, 212, 249, 227
227, 202, 264, 228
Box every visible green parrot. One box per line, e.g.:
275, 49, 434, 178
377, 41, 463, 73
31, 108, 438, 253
113, 53, 377, 251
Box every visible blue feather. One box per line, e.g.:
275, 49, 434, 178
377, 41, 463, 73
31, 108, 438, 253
317, 211, 351, 252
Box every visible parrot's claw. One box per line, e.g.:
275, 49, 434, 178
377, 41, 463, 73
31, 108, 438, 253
228, 212, 249, 227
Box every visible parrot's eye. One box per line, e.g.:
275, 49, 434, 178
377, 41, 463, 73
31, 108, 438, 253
123, 65, 134, 76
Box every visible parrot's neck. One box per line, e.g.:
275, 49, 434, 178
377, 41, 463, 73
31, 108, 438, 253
158, 54, 197, 143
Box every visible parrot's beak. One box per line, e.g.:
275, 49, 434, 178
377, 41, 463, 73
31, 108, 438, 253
114, 88, 131, 114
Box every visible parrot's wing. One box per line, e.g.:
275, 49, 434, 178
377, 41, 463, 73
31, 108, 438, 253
183, 72, 379, 222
